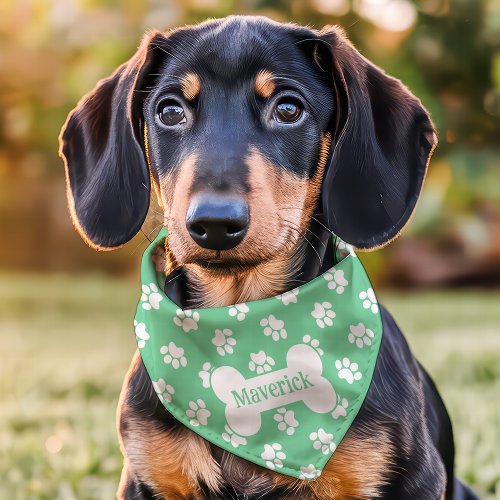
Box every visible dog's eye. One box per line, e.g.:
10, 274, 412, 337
273, 98, 303, 123
158, 100, 186, 126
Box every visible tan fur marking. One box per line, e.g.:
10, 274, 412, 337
271, 429, 394, 499
180, 72, 201, 101
117, 352, 222, 499
255, 70, 275, 98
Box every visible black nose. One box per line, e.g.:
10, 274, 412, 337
186, 195, 249, 250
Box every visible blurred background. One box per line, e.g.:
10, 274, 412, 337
1, 0, 499, 498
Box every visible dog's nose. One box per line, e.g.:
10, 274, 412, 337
186, 194, 249, 250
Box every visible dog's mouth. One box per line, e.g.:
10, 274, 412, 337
191, 257, 266, 274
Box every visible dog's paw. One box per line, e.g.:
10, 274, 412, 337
335, 357, 362, 384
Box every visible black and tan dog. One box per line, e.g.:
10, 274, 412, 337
59, 15, 478, 500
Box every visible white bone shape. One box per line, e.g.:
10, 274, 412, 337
211, 344, 337, 436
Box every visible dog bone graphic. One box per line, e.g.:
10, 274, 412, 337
211, 344, 337, 436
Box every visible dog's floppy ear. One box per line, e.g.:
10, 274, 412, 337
59, 31, 166, 250
317, 26, 437, 250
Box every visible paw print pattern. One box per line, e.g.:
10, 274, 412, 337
261, 443, 286, 470
337, 241, 357, 258
198, 362, 212, 388
134, 320, 150, 349
299, 464, 321, 480
273, 408, 299, 435
302, 335, 324, 356
309, 428, 336, 455
141, 283, 163, 310
228, 303, 249, 321
311, 302, 336, 329
348, 322, 375, 348
212, 328, 236, 356
331, 396, 349, 420
359, 288, 379, 314
160, 342, 187, 369
249, 351, 275, 374
152, 378, 175, 404
276, 288, 299, 305
260, 315, 287, 341
185, 399, 211, 426
173, 309, 200, 332
335, 357, 362, 384
222, 425, 247, 448
324, 268, 348, 294
152, 245, 167, 272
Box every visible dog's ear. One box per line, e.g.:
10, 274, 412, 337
59, 31, 166, 250
316, 26, 437, 250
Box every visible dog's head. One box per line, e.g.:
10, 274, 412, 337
60, 16, 436, 275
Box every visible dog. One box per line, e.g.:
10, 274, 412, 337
59, 15, 479, 500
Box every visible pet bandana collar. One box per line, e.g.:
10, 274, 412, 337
134, 228, 383, 480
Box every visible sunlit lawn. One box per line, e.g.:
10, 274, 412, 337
1, 273, 499, 499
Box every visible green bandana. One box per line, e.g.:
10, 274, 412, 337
134, 228, 382, 480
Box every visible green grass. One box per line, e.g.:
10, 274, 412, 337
0, 273, 499, 499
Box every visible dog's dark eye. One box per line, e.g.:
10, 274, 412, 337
158, 100, 186, 126
273, 99, 303, 123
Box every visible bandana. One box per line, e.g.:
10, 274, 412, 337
134, 228, 382, 480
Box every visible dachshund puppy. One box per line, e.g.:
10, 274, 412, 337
59, 15, 478, 500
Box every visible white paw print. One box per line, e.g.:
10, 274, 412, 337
302, 335, 324, 356
134, 320, 150, 348
249, 351, 275, 374
222, 425, 247, 448
152, 378, 175, 404
311, 302, 336, 328
261, 443, 286, 470
160, 342, 187, 369
309, 428, 336, 455
260, 315, 287, 341
273, 408, 299, 435
228, 303, 249, 321
299, 464, 321, 480
359, 288, 379, 314
324, 268, 348, 294
198, 362, 212, 388
173, 309, 200, 332
141, 283, 163, 310
185, 399, 211, 426
212, 328, 236, 356
348, 322, 375, 348
276, 288, 299, 305
331, 396, 349, 419
335, 357, 362, 384
337, 241, 357, 258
